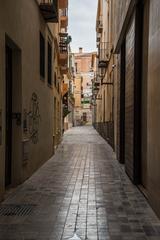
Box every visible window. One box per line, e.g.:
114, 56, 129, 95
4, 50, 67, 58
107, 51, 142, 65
57, 81, 60, 93
75, 62, 78, 73
48, 41, 52, 85
54, 72, 57, 86
40, 32, 45, 78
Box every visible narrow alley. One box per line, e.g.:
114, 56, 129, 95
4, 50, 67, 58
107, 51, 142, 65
0, 127, 160, 240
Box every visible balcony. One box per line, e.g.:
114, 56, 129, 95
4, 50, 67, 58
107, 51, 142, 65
96, 16, 103, 33
92, 72, 101, 96
96, 33, 101, 44
94, 82, 100, 89
98, 42, 112, 69
59, 32, 68, 66
60, 9, 68, 28
60, 66, 68, 74
59, 0, 68, 9
63, 91, 70, 118
93, 81, 100, 95
39, 0, 58, 22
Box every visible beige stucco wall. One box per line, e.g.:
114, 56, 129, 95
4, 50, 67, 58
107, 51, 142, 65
0, 0, 56, 199
96, 61, 116, 124
96, 0, 116, 126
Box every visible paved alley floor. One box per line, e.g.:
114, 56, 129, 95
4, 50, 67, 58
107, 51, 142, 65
0, 126, 160, 240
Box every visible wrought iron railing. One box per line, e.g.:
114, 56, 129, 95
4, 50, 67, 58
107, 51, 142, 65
96, 32, 101, 44
59, 33, 68, 53
39, 0, 58, 22
98, 42, 112, 62
96, 15, 103, 33
92, 72, 101, 96
98, 42, 112, 69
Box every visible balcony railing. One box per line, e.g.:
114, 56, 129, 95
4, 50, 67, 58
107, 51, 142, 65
39, 0, 58, 23
96, 32, 101, 44
96, 16, 103, 33
59, 33, 68, 53
59, 32, 68, 70
94, 82, 100, 89
92, 72, 100, 96
59, 33, 71, 74
98, 42, 112, 68
60, 8, 68, 28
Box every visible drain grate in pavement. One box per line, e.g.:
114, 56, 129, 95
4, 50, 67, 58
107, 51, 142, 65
0, 204, 36, 216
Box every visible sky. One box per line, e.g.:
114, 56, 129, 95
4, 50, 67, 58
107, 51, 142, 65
68, 0, 98, 53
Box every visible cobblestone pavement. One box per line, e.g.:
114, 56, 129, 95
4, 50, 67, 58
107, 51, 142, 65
0, 126, 160, 240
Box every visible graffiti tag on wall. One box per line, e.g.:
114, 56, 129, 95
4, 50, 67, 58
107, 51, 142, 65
28, 93, 41, 144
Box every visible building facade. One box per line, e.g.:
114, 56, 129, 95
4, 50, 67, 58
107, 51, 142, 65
63, 51, 75, 131
74, 48, 96, 126
0, 0, 69, 201
56, 0, 70, 141
95, 0, 160, 218
93, 0, 116, 148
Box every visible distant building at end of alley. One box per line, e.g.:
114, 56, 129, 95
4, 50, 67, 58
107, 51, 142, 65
73, 48, 96, 126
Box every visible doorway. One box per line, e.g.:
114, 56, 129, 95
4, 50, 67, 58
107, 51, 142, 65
133, 0, 149, 185
5, 36, 22, 188
119, 41, 126, 164
140, 0, 149, 190
5, 45, 13, 187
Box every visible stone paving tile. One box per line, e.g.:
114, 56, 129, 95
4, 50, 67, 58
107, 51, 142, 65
0, 126, 160, 240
